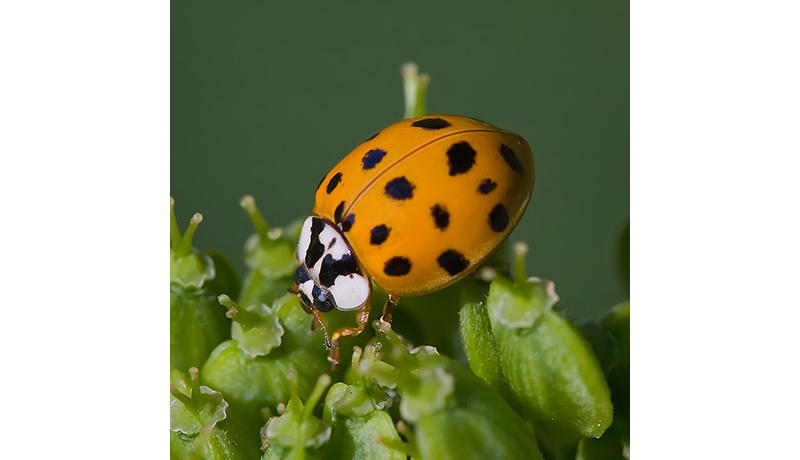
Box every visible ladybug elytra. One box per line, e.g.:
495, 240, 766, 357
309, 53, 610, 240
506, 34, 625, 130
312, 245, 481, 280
293, 115, 534, 366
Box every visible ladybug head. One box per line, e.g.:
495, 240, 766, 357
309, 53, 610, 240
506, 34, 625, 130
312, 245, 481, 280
293, 216, 371, 316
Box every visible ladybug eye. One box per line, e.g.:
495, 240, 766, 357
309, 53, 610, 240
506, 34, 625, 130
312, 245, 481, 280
310, 284, 336, 312
294, 265, 311, 285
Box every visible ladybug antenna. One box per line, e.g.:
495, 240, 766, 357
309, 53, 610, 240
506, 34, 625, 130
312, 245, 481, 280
311, 309, 332, 349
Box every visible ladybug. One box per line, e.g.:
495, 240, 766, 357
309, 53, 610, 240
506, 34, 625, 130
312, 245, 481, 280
293, 115, 534, 365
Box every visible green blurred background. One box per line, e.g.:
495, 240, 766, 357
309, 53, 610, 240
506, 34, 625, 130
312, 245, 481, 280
171, 1, 629, 320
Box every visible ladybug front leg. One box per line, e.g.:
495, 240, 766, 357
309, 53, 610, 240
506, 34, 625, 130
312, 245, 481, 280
328, 300, 372, 369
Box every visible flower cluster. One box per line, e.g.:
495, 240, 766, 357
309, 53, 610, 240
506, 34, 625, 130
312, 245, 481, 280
170, 195, 629, 460
170, 63, 629, 460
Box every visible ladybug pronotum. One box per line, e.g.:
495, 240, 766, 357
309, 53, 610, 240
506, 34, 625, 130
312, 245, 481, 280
293, 115, 534, 365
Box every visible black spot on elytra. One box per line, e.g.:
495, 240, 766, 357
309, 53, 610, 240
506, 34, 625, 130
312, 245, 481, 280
362, 149, 387, 170
326, 172, 342, 194
340, 214, 355, 232
489, 204, 509, 232
384, 176, 415, 200
311, 284, 336, 312
316, 174, 326, 193
447, 141, 476, 176
411, 118, 451, 130
319, 253, 360, 288
370, 225, 390, 245
478, 178, 497, 194
384, 256, 411, 276
334, 201, 345, 223
364, 131, 380, 142
499, 144, 523, 175
437, 250, 469, 276
305, 218, 326, 268
431, 204, 450, 230
294, 265, 310, 285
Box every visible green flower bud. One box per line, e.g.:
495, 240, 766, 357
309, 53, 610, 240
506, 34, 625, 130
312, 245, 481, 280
171, 203, 213, 289
319, 348, 405, 460
171, 198, 232, 371
170, 368, 254, 460
486, 242, 613, 439
400, 62, 431, 119
359, 323, 544, 460
201, 294, 331, 450
458, 278, 509, 396
261, 374, 332, 460
239, 195, 300, 309
219, 294, 284, 357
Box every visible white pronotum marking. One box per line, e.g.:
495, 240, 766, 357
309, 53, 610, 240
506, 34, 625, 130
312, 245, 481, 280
296, 216, 371, 311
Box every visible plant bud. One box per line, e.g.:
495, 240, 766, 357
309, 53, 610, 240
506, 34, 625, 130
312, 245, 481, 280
358, 323, 544, 460
219, 294, 284, 357
486, 242, 613, 439
170, 368, 254, 459
457, 278, 510, 396
171, 198, 232, 371
261, 374, 332, 460
201, 294, 331, 451
319, 347, 405, 460
238, 195, 301, 308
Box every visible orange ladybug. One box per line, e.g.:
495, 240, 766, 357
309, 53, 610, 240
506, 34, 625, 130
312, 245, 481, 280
294, 115, 534, 364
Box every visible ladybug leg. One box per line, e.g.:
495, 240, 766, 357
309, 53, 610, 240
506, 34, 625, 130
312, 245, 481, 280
328, 300, 372, 370
379, 294, 399, 325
